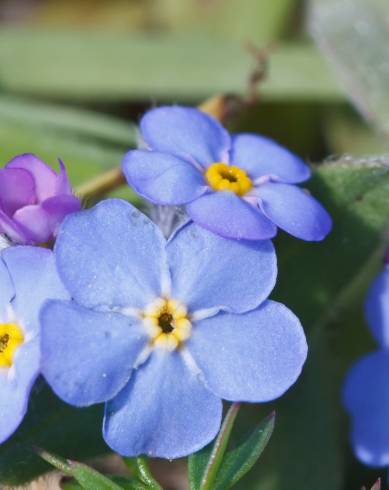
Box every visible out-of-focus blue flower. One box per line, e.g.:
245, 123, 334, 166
343, 263, 389, 467
122, 106, 332, 241
0, 246, 68, 443
0, 154, 81, 245
41, 199, 308, 459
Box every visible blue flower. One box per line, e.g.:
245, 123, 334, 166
122, 106, 332, 241
0, 246, 68, 443
40, 198, 307, 459
343, 263, 389, 467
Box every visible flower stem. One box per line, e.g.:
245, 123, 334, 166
123, 457, 162, 490
200, 402, 241, 490
76, 167, 126, 200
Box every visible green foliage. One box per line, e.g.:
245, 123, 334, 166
189, 408, 275, 490
0, 29, 341, 102
36, 448, 124, 490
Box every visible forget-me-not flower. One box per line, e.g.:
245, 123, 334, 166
0, 246, 68, 443
41, 198, 307, 459
0, 154, 80, 245
343, 262, 389, 467
122, 106, 332, 241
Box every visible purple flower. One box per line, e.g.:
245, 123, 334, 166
40, 199, 307, 459
122, 106, 332, 241
0, 154, 81, 245
343, 264, 389, 466
0, 246, 68, 443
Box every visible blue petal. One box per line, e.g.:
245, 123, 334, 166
2, 246, 69, 335
41, 300, 148, 407
188, 301, 307, 402
55, 199, 168, 310
230, 133, 311, 183
167, 222, 277, 313
256, 182, 332, 241
186, 191, 277, 240
343, 350, 389, 467
103, 350, 222, 458
122, 150, 206, 205
0, 256, 14, 315
140, 106, 230, 166
365, 266, 389, 348
0, 339, 39, 443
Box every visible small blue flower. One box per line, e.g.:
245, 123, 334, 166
41, 199, 308, 459
122, 106, 332, 241
343, 263, 389, 467
0, 246, 68, 443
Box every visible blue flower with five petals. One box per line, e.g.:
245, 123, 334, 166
343, 263, 389, 467
0, 246, 68, 443
41, 199, 308, 458
122, 106, 332, 241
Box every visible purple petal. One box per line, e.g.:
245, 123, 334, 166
186, 191, 277, 240
7, 154, 58, 202
103, 350, 222, 458
343, 350, 389, 467
12, 204, 52, 243
230, 134, 311, 183
122, 150, 207, 205
42, 195, 81, 237
55, 159, 74, 195
0, 168, 36, 216
0, 209, 29, 244
365, 266, 389, 348
140, 106, 231, 166
188, 301, 307, 402
256, 182, 332, 241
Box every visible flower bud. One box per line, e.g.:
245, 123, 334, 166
0, 154, 80, 245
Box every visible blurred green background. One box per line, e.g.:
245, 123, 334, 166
0, 1, 389, 489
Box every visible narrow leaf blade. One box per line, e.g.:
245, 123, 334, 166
214, 412, 275, 489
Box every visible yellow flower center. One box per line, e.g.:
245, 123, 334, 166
205, 162, 252, 196
0, 323, 24, 368
142, 298, 191, 351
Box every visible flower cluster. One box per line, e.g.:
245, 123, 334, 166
0, 105, 331, 458
343, 262, 389, 467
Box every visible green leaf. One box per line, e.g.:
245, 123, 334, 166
239, 160, 389, 490
213, 412, 275, 489
0, 95, 137, 147
188, 404, 240, 490
36, 448, 123, 490
309, 0, 389, 134
62, 476, 148, 490
0, 382, 108, 486
0, 29, 342, 102
189, 407, 274, 490
122, 457, 162, 490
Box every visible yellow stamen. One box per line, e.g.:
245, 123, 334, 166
0, 323, 24, 368
205, 162, 252, 196
142, 298, 192, 351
